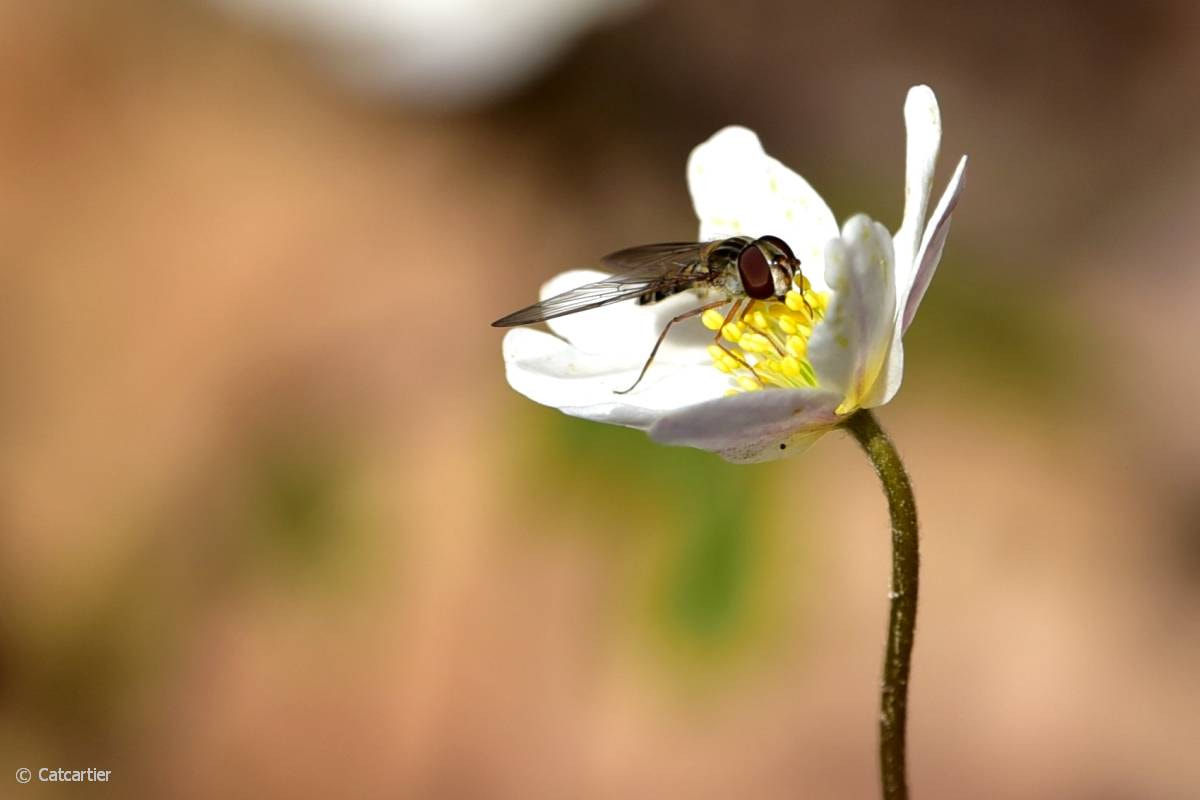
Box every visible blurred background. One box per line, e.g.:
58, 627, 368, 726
1, 1, 1198, 798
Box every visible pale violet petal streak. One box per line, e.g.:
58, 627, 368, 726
687, 126, 838, 292
892, 86, 942, 299
648, 387, 843, 463
902, 155, 968, 333
808, 215, 897, 408
502, 328, 732, 423
860, 151, 965, 406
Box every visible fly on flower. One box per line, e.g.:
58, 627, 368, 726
499, 85, 966, 463
492, 235, 811, 393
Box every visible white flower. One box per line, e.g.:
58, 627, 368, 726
208, 0, 642, 105
502, 86, 968, 463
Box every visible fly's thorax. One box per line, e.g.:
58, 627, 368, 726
718, 270, 744, 296
701, 237, 754, 297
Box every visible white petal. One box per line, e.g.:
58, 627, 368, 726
648, 387, 843, 463
866, 330, 904, 408
502, 328, 732, 427
687, 126, 838, 291
808, 215, 897, 410
687, 127, 772, 239
902, 155, 968, 333
539, 270, 717, 364
892, 86, 942, 298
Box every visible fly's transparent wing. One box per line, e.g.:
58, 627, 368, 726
491, 273, 691, 327
492, 243, 710, 327
600, 242, 704, 273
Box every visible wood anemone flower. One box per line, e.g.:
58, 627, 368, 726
501, 85, 967, 462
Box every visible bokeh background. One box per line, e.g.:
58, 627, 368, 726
2, 1, 1199, 798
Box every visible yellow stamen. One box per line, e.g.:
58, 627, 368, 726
743, 333, 772, 353
712, 284, 829, 395
701, 308, 725, 330
737, 376, 763, 392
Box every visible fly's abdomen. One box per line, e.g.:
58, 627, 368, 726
635, 287, 683, 305
634, 259, 704, 305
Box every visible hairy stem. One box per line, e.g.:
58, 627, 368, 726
843, 409, 920, 800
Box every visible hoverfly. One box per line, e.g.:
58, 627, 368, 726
492, 235, 805, 394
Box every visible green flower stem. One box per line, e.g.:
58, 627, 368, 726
843, 409, 920, 800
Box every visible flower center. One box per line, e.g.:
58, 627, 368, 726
700, 278, 829, 394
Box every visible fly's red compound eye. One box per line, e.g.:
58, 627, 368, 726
758, 235, 795, 262
738, 243, 774, 300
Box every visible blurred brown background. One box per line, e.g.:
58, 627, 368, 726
1, 1, 1199, 798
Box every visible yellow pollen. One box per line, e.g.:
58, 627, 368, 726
710, 285, 829, 395
701, 308, 725, 330
737, 376, 763, 392
744, 333, 773, 353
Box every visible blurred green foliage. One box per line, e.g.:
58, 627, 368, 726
246, 444, 345, 566
819, 179, 1091, 415
517, 409, 799, 675
906, 253, 1089, 409
234, 434, 369, 593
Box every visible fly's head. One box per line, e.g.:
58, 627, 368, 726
737, 235, 799, 301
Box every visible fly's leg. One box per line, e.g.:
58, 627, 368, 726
613, 300, 730, 395
712, 299, 765, 387
715, 339, 762, 385
740, 301, 786, 357
793, 269, 816, 320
